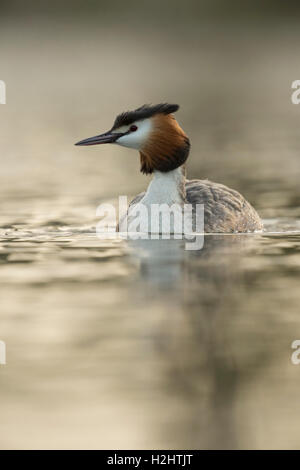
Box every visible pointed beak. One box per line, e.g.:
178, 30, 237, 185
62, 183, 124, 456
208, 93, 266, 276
75, 131, 122, 146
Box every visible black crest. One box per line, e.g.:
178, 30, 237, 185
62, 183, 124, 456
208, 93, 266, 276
112, 103, 179, 130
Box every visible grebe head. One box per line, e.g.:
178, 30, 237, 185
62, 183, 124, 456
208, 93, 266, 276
75, 103, 190, 174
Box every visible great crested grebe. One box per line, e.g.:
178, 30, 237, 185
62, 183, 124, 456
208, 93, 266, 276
75, 103, 263, 233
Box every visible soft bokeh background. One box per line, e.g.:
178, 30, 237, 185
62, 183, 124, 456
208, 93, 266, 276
0, 0, 300, 449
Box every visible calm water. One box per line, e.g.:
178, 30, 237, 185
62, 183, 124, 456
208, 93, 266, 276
0, 213, 299, 449
0, 17, 300, 449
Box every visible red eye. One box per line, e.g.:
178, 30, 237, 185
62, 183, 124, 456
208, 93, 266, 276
130, 125, 138, 132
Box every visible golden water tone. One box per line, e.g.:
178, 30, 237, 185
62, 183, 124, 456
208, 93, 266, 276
0, 2, 300, 449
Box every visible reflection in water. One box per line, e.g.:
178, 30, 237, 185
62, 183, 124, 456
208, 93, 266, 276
128, 236, 244, 449
128, 238, 186, 290
0, 220, 299, 449
123, 232, 299, 449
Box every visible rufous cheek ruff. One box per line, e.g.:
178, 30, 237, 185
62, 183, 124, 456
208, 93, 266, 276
140, 114, 190, 174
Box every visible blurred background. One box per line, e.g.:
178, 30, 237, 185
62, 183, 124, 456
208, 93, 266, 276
0, 0, 300, 449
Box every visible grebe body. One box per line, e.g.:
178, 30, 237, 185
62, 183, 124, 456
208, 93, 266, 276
76, 103, 263, 233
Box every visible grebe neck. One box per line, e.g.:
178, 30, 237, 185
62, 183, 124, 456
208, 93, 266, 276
141, 167, 186, 206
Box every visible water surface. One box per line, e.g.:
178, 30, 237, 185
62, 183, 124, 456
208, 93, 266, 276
0, 212, 299, 449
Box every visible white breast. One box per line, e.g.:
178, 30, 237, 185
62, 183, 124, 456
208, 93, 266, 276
126, 168, 188, 234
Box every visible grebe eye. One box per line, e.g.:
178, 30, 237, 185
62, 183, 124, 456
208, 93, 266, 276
130, 125, 138, 132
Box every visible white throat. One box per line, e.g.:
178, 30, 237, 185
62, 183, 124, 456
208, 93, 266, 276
125, 167, 187, 234
141, 168, 186, 206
